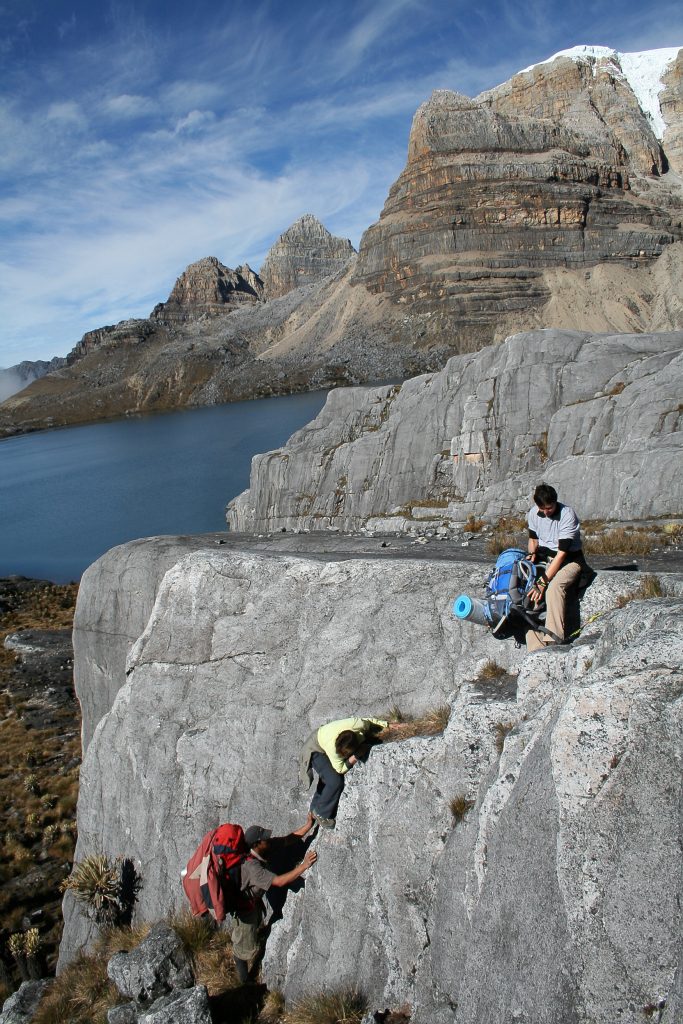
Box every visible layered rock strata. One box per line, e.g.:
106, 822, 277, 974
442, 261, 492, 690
66, 320, 156, 365
150, 257, 263, 322
60, 537, 683, 1024
227, 328, 683, 532
352, 49, 683, 351
260, 214, 356, 300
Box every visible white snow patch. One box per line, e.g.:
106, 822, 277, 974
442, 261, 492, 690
519, 45, 681, 140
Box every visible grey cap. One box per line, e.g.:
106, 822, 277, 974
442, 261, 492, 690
244, 824, 272, 847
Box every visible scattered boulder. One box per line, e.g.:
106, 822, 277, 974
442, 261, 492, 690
0, 981, 51, 1024
107, 924, 194, 1005
107, 1003, 139, 1024
137, 986, 212, 1024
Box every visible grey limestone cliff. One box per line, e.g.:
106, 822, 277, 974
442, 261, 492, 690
61, 535, 683, 1023
227, 328, 683, 532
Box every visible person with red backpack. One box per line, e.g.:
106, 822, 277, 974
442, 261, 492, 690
182, 816, 318, 984
230, 814, 317, 982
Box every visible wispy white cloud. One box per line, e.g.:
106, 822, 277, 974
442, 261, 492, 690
46, 100, 87, 127
58, 13, 77, 40
102, 93, 158, 119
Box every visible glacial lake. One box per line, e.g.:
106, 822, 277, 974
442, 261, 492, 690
0, 391, 328, 582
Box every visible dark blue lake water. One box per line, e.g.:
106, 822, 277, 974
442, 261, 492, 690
0, 392, 328, 582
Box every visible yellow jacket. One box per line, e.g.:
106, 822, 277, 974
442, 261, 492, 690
317, 717, 388, 774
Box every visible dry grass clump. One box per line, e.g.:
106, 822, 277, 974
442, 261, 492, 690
584, 526, 656, 556
477, 659, 507, 681
259, 990, 286, 1023
32, 950, 119, 1024
283, 988, 367, 1024
486, 516, 526, 556
616, 574, 664, 608
662, 522, 683, 540
450, 795, 475, 824
383, 705, 450, 741
493, 722, 515, 754
170, 911, 237, 995
32, 918, 241, 1024
464, 515, 486, 533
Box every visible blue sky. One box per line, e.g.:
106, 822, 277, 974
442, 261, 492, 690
1, 0, 682, 364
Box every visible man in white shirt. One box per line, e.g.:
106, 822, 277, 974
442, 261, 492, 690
526, 482, 585, 651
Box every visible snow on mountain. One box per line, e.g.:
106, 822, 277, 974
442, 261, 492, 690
520, 45, 681, 140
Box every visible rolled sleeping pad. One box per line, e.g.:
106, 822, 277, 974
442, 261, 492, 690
452, 594, 490, 627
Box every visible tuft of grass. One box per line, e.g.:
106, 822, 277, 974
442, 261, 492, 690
450, 794, 475, 824
486, 516, 526, 556
616, 574, 664, 608
534, 431, 548, 462
382, 706, 450, 741
477, 659, 506, 681
32, 951, 119, 1024
464, 515, 486, 534
584, 526, 656, 556
259, 990, 286, 1023
493, 722, 514, 754
95, 922, 152, 959
168, 911, 239, 994
284, 989, 367, 1024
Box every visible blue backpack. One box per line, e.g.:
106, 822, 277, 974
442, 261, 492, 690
484, 548, 548, 641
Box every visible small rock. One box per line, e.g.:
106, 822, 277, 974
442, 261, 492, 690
108, 1003, 139, 1024
107, 924, 194, 1005
138, 986, 211, 1024
0, 980, 51, 1024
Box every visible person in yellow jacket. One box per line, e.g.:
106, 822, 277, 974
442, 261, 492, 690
299, 716, 388, 828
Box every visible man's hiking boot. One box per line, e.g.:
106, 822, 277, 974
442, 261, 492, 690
311, 810, 336, 829
233, 955, 249, 984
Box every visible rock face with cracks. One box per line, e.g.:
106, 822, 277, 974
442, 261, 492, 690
226, 328, 683, 531
61, 536, 683, 1024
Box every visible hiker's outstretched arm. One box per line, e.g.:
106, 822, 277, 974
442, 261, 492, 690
270, 849, 317, 888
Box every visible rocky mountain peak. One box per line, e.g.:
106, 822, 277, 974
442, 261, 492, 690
260, 214, 356, 300
352, 44, 682, 347
151, 256, 264, 323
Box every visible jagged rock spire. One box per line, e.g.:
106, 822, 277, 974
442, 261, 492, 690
151, 256, 264, 323
260, 214, 356, 300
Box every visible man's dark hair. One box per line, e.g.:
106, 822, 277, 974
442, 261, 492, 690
335, 730, 359, 758
533, 483, 558, 506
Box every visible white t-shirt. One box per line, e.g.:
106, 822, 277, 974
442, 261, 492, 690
527, 502, 582, 554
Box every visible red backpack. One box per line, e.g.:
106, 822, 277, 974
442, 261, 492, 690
182, 823, 254, 921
